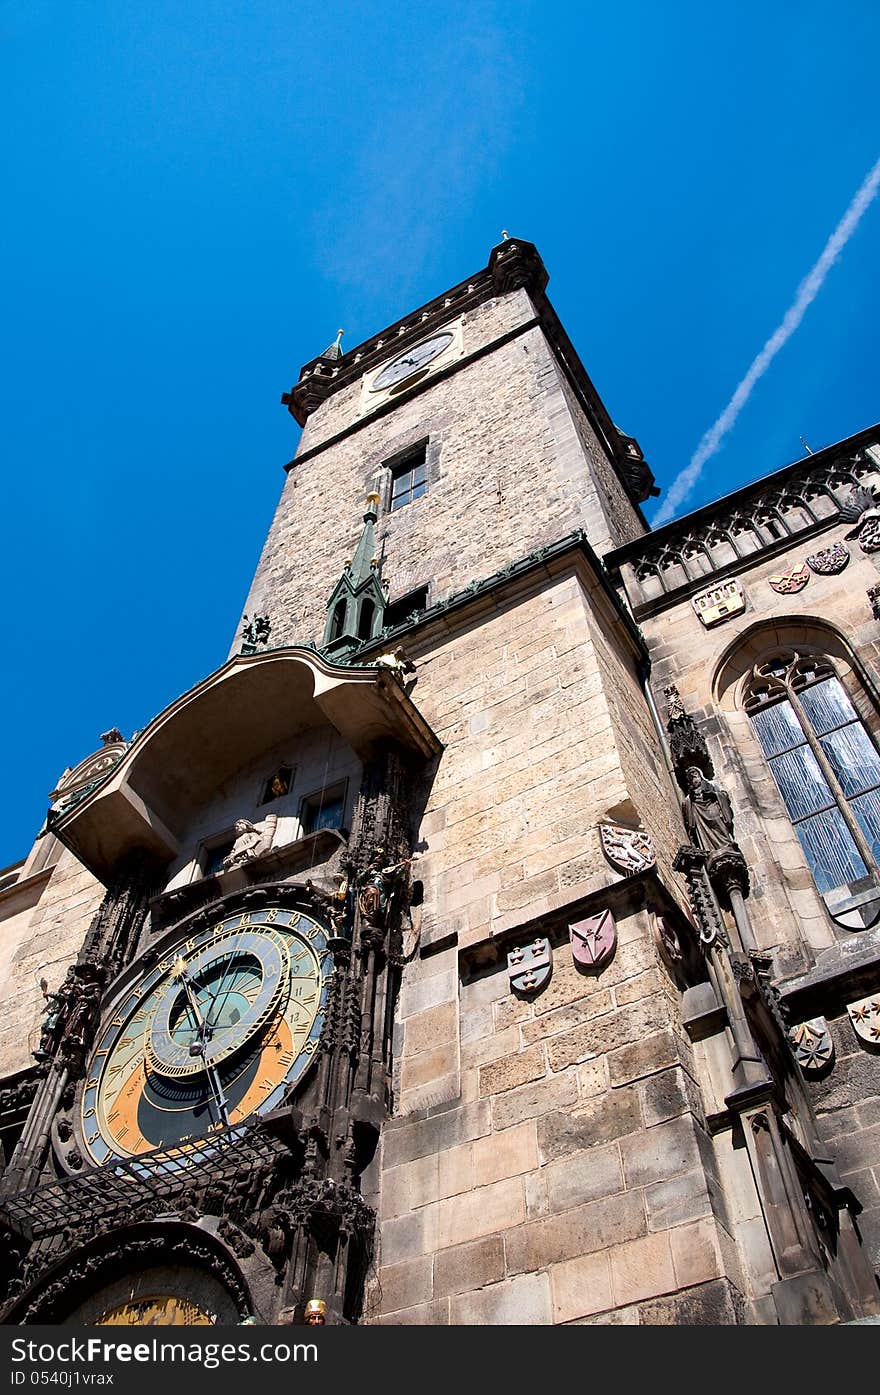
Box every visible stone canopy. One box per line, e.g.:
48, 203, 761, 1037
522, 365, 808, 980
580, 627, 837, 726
48, 646, 440, 882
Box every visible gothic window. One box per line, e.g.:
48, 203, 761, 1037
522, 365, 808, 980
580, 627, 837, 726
358, 597, 376, 640
389, 443, 428, 511
745, 650, 880, 895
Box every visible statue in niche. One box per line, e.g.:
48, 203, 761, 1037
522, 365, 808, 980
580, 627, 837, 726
681, 766, 736, 854
221, 814, 278, 869
357, 848, 414, 926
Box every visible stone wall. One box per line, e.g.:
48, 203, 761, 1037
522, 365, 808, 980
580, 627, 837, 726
0, 848, 104, 1076
369, 915, 745, 1325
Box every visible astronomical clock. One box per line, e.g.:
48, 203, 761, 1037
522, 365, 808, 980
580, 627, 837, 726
78, 906, 332, 1166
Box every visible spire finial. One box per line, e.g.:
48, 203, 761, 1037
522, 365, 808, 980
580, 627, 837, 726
321, 328, 345, 361
501, 229, 509, 240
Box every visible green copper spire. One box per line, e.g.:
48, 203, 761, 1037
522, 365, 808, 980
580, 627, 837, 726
348, 492, 380, 588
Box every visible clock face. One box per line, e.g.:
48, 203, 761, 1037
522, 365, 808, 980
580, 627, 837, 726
370, 331, 453, 392
80, 906, 332, 1166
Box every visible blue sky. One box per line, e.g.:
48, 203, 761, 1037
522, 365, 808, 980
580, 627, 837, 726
2, 1, 878, 866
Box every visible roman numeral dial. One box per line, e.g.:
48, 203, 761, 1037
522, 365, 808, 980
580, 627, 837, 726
79, 905, 333, 1167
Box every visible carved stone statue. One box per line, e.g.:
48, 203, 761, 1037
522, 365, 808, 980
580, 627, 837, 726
681, 766, 736, 853
374, 648, 415, 681
221, 815, 277, 870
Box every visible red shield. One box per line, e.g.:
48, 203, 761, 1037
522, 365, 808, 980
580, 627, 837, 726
569, 909, 616, 972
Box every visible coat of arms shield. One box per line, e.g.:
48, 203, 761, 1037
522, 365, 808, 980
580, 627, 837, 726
806, 543, 849, 575
600, 824, 655, 875
768, 565, 810, 594
788, 1017, 835, 1075
507, 937, 552, 994
847, 994, 880, 1047
569, 909, 616, 972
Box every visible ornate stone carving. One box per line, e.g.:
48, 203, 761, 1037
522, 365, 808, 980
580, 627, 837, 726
569, 909, 616, 972
691, 579, 746, 627
664, 685, 714, 786
840, 484, 880, 552
599, 823, 655, 875
788, 1018, 835, 1076
806, 543, 849, 575
768, 564, 810, 594
847, 994, 880, 1047
673, 846, 729, 949
507, 938, 552, 994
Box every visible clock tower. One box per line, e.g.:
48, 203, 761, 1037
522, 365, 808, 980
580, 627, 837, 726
1, 238, 879, 1327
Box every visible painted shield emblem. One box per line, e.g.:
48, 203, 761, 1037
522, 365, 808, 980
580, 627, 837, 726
847, 994, 880, 1047
507, 937, 552, 995
569, 909, 617, 972
788, 1017, 835, 1075
858, 516, 880, 553
600, 824, 655, 875
806, 543, 849, 576
654, 913, 683, 971
768, 565, 810, 595
692, 579, 745, 628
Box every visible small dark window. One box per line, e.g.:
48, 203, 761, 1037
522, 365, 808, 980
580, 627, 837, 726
261, 765, 293, 805
390, 445, 427, 511
358, 598, 375, 640
203, 837, 235, 877
301, 784, 346, 835
383, 586, 429, 630
330, 599, 347, 641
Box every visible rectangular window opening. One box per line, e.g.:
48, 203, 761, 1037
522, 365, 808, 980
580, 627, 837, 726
389, 443, 428, 512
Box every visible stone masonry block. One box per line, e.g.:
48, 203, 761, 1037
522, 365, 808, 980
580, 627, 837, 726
491, 1072, 578, 1130
550, 1251, 613, 1323
433, 1236, 506, 1299
607, 1030, 679, 1087
473, 1120, 538, 1186
538, 1086, 642, 1161
504, 1189, 646, 1274
542, 1142, 624, 1214
377, 1255, 433, 1313
383, 1100, 491, 1170
670, 1218, 722, 1289
546, 995, 670, 1072
448, 1272, 552, 1325
434, 1176, 526, 1250
609, 1232, 676, 1307
620, 1115, 702, 1189
479, 1043, 546, 1096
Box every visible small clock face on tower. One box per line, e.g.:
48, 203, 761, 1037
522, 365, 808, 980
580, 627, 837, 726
370, 331, 454, 392
79, 905, 332, 1166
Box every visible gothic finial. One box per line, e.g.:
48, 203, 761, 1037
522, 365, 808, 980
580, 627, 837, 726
322, 329, 344, 361
663, 684, 714, 787
501, 229, 509, 240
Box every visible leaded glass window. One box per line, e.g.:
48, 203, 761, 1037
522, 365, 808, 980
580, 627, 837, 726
745, 651, 880, 894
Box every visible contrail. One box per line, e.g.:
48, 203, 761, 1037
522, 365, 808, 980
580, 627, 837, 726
653, 155, 880, 526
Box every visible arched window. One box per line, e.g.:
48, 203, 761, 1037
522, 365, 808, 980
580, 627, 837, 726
357, 598, 375, 641
329, 598, 347, 642
745, 650, 880, 895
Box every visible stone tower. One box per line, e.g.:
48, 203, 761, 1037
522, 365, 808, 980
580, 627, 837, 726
0, 238, 878, 1326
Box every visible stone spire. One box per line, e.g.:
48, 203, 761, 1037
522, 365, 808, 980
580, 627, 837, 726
321, 328, 344, 361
